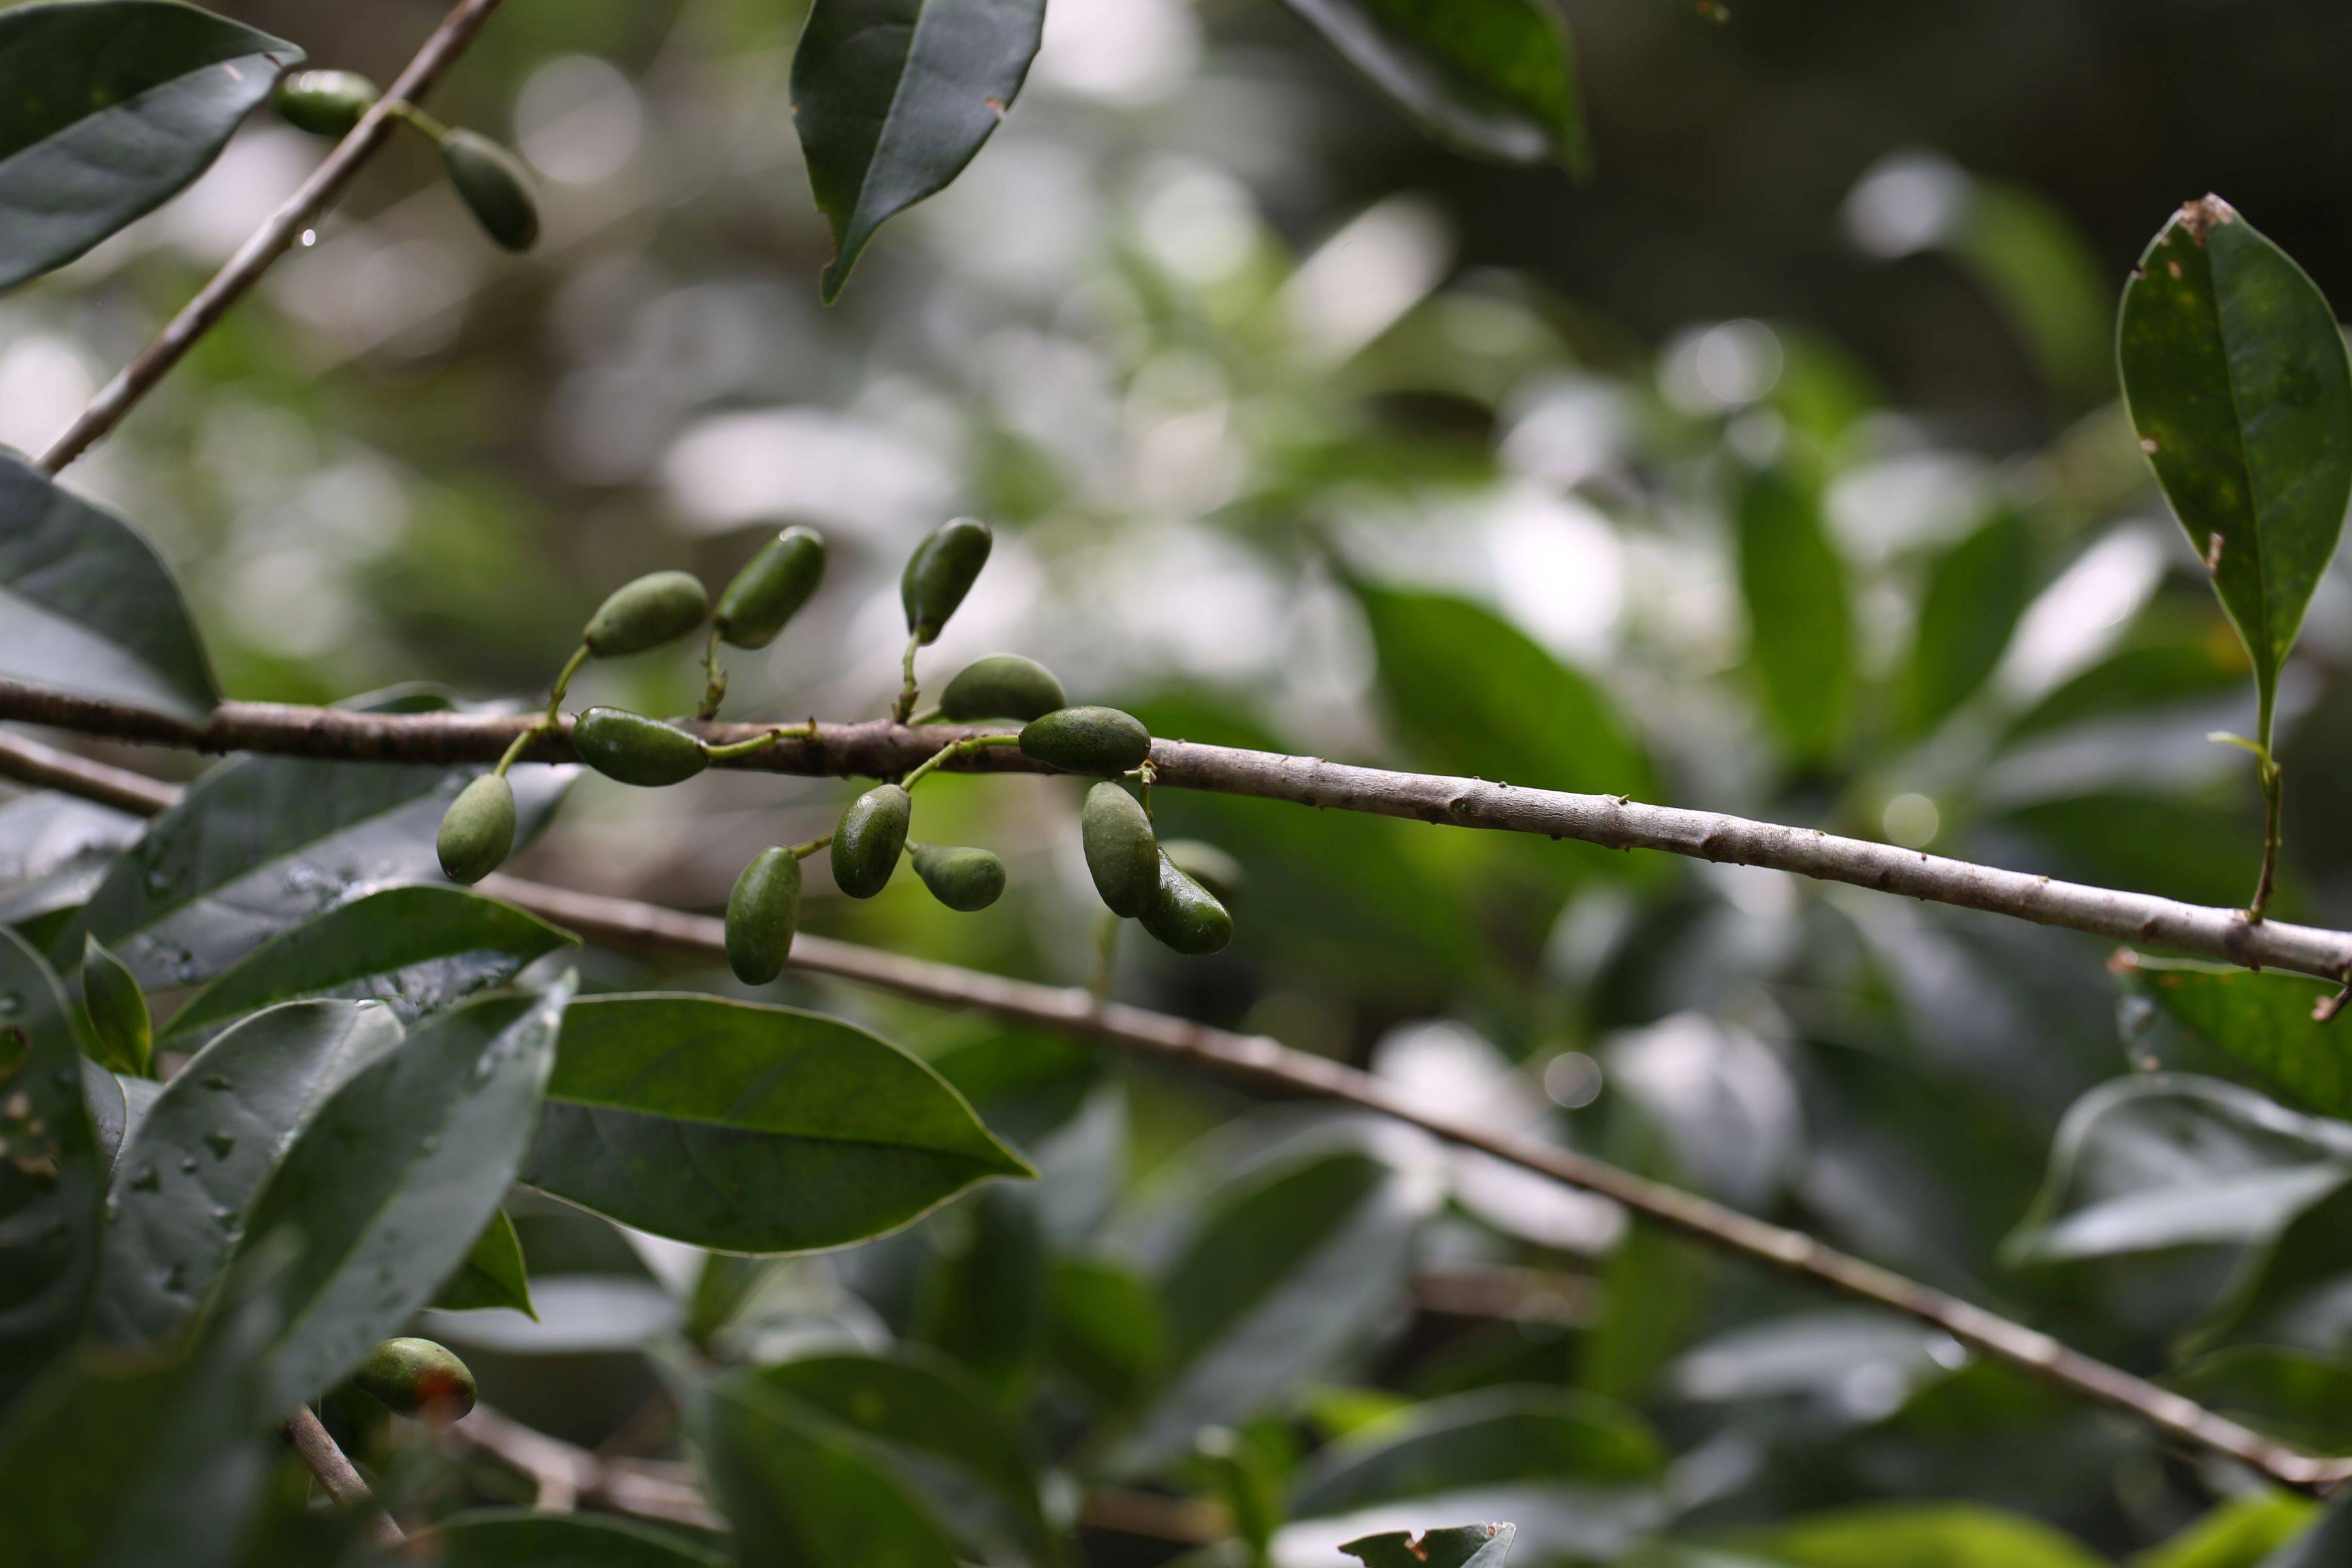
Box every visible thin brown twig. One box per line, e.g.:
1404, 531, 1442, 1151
285, 1405, 403, 1543
1, 676, 2347, 981
3, 730, 2345, 1496
35, 0, 515, 476
453, 1404, 720, 1530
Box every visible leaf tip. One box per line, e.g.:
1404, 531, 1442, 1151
2178, 194, 2238, 246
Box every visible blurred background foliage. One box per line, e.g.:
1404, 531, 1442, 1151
18, 0, 2352, 1561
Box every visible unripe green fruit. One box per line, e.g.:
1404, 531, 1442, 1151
1019, 706, 1151, 775
1160, 840, 1245, 909
1139, 853, 1232, 956
355, 1337, 476, 1419
901, 517, 992, 644
438, 773, 515, 885
572, 706, 710, 787
831, 784, 911, 898
938, 653, 1066, 722
715, 527, 827, 650
276, 69, 380, 138
726, 847, 802, 984
81, 934, 151, 1076
1081, 782, 1157, 917
912, 845, 1007, 912
583, 570, 710, 656
441, 129, 540, 252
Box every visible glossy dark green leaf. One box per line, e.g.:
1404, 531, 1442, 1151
791, 0, 1045, 302
1737, 1502, 2108, 1567
1735, 465, 1855, 763
520, 994, 1029, 1253
0, 793, 142, 934
751, 1349, 1050, 1559
426, 1510, 725, 1567
1341, 1524, 1518, 1568
429, 1209, 535, 1318
1896, 508, 2032, 737
1293, 1386, 1663, 1518
0, 1246, 282, 1568
0, 928, 101, 1409
161, 885, 577, 1052
240, 985, 568, 1407
1280, 0, 1587, 174
2119, 199, 2352, 723
2189, 1177, 2352, 1356
695, 1372, 962, 1568
59, 753, 568, 990
0, 1, 300, 291
95, 999, 402, 1348
80, 1058, 161, 1175
1122, 1141, 1431, 1465
2119, 955, 2351, 1118
1353, 583, 1651, 798
0, 455, 218, 720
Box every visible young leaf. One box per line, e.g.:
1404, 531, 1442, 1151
1342, 1524, 1518, 1568
428, 1209, 535, 1319
78, 933, 150, 1077
519, 994, 1030, 1252
59, 753, 568, 990
426, 1509, 728, 1567
695, 1373, 963, 1568
0, 1, 301, 291
161, 884, 578, 1053
1895, 507, 2033, 738
94, 999, 403, 1348
1735, 464, 1855, 764
0, 929, 101, 1410
1281, 0, 1588, 175
2117, 953, 2351, 1119
2119, 198, 2352, 739
0, 455, 218, 721
240, 984, 569, 1408
791, 0, 1046, 301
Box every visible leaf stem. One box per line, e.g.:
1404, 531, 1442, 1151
544, 644, 590, 725
696, 627, 728, 722
892, 632, 923, 725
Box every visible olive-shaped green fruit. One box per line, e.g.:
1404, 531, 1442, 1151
1160, 840, 1245, 909
726, 847, 802, 984
355, 1337, 476, 1419
831, 784, 911, 898
582, 570, 710, 656
438, 773, 515, 885
715, 527, 827, 650
276, 69, 380, 138
1081, 782, 1158, 917
441, 129, 540, 252
1139, 853, 1233, 957
900, 517, 992, 644
572, 706, 710, 787
938, 653, 1066, 722
81, 934, 151, 1076
1019, 706, 1151, 775
912, 845, 1007, 912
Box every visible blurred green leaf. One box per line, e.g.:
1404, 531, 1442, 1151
2119, 199, 2352, 735
2136, 1491, 2317, 1568
791, 0, 1045, 301
429, 1209, 535, 1319
162, 885, 575, 1053
1293, 1386, 1663, 1518
425, 1509, 725, 1566
0, 455, 218, 721
0, 1, 299, 291
1949, 181, 2117, 409
0, 928, 100, 1410
910, 1185, 1046, 1393
1281, 0, 1587, 176
95, 999, 402, 1348
2117, 955, 2350, 1118
1341, 1523, 1518, 1568
2261, 1501, 2352, 1568
696, 1371, 962, 1568
2003, 636, 2245, 742
1736, 1501, 2107, 1567
1735, 464, 1854, 764
2166, 1347, 2352, 1456
519, 994, 1029, 1253
1896, 508, 2032, 738
242, 985, 568, 1408
1048, 1256, 1164, 1409
58, 753, 569, 991
1987, 792, 2262, 911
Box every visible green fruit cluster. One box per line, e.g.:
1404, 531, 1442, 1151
276, 71, 540, 254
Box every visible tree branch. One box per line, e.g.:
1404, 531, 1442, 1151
2, 676, 2346, 981
286, 1405, 402, 1542
36, 0, 515, 476
2, 730, 2345, 1495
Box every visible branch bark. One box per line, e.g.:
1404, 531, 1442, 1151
285, 1405, 402, 1543
3, 675, 2347, 981
3, 730, 2345, 1496
35, 0, 515, 475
